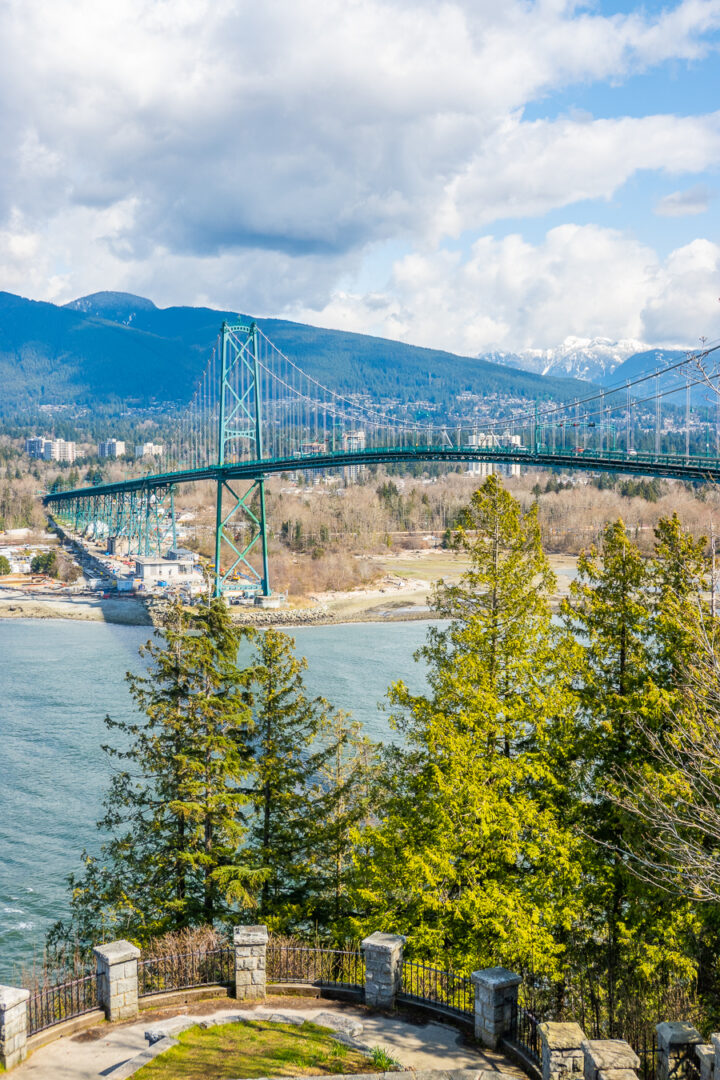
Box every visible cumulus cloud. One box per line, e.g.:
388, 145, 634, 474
289, 226, 720, 353
0, 0, 718, 343
438, 114, 720, 236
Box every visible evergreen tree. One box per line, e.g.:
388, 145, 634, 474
245, 629, 375, 932
651, 512, 708, 686
563, 520, 698, 1038
308, 709, 377, 935
51, 599, 262, 948
353, 476, 583, 976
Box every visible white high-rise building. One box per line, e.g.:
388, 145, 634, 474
466, 432, 522, 478
135, 442, 164, 458
25, 437, 76, 462
342, 431, 366, 484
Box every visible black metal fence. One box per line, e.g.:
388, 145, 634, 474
138, 947, 234, 997
266, 944, 364, 988
399, 959, 474, 1018
506, 1001, 542, 1065
633, 1036, 702, 1080
27, 974, 100, 1036
634, 1033, 659, 1080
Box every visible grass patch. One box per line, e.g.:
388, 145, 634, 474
134, 1019, 383, 1080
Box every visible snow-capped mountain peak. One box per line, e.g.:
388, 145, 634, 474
487, 337, 649, 382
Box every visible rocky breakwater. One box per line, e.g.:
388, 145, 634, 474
229, 604, 333, 628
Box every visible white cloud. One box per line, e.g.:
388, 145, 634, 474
437, 113, 720, 237
0, 0, 718, 342
288, 226, 720, 353
655, 184, 715, 216
0, 2, 719, 264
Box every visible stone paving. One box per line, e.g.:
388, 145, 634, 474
11, 994, 524, 1080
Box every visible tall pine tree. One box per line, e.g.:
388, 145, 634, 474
245, 629, 376, 933
563, 519, 699, 1038
52, 599, 262, 948
353, 475, 583, 976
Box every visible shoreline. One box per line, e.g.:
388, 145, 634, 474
0, 552, 579, 628
0, 595, 438, 628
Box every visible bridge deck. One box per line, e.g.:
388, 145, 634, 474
43, 446, 720, 504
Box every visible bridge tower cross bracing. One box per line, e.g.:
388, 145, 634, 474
213, 321, 271, 599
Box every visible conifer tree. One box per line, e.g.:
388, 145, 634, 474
563, 519, 699, 1036
353, 475, 583, 976
245, 629, 376, 932
52, 599, 262, 948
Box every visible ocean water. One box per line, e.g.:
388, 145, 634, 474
0, 618, 432, 979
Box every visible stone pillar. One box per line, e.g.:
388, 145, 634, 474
94, 940, 141, 1022
361, 932, 405, 1010
696, 1044, 714, 1080
656, 1023, 703, 1080
0, 986, 30, 1070
233, 925, 268, 1000
582, 1039, 640, 1080
539, 1021, 587, 1080
471, 967, 522, 1049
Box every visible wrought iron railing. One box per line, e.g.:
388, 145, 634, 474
138, 947, 234, 997
27, 974, 100, 1036
266, 944, 364, 988
633, 1036, 701, 1080
507, 1001, 542, 1065
399, 959, 474, 1018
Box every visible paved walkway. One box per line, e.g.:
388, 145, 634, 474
13, 994, 524, 1080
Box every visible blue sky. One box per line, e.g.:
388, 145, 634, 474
0, 0, 718, 355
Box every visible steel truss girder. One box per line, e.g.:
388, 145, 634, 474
214, 476, 269, 595
49, 484, 176, 559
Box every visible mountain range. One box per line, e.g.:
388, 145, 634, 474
0, 290, 589, 417
0, 289, 696, 419
489, 336, 698, 387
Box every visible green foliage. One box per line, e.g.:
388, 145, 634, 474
50, 600, 263, 948
351, 475, 583, 975
369, 1047, 401, 1069
30, 549, 58, 575
245, 628, 376, 934
561, 517, 702, 1036
0, 555, 10, 575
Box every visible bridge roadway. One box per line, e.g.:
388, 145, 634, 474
42, 445, 720, 505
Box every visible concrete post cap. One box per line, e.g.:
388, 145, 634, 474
470, 967, 522, 990
0, 985, 30, 1008
657, 1022, 703, 1049
581, 1039, 640, 1070
361, 932, 407, 951
233, 924, 269, 945
92, 939, 141, 964
538, 1021, 587, 1049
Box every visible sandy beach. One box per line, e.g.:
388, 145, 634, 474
0, 592, 154, 625
0, 551, 579, 626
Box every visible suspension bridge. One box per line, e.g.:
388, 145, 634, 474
43, 322, 720, 598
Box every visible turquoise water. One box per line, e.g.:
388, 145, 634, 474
0, 618, 432, 979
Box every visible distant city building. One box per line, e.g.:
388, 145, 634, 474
98, 439, 126, 459
134, 442, 164, 458
25, 437, 47, 459
25, 437, 76, 462
297, 441, 327, 485
342, 430, 366, 484
466, 432, 522, 478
